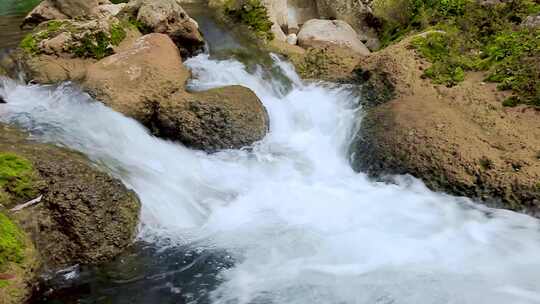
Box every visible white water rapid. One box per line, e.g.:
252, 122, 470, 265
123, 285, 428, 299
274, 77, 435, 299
1, 54, 540, 304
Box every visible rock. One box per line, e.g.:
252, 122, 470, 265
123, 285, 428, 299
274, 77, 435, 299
83, 33, 190, 122
522, 14, 540, 29
0, 124, 140, 269
51, 0, 99, 18
271, 23, 287, 41
156, 85, 269, 151
21, 0, 69, 29
122, 0, 205, 58
95, 3, 127, 18
84, 33, 268, 151
19, 17, 131, 59
315, 0, 374, 32
348, 36, 540, 216
297, 19, 370, 55
18, 54, 92, 84
286, 33, 298, 45
22, 0, 100, 28
261, 0, 288, 29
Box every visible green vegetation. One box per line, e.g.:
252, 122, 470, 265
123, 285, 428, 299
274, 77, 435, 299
19, 34, 38, 54
20, 20, 128, 60
225, 0, 274, 41
373, 0, 540, 106
128, 18, 152, 34
0, 153, 38, 205
0, 212, 25, 271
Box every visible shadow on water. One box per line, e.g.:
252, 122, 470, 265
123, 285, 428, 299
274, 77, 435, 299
33, 242, 235, 304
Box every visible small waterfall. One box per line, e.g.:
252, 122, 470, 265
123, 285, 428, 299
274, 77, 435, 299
1, 54, 540, 304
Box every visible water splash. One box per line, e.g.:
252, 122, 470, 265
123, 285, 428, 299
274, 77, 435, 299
1, 54, 540, 303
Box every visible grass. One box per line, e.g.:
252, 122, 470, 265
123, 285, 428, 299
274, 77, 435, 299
0, 212, 25, 271
374, 0, 540, 106
225, 0, 274, 41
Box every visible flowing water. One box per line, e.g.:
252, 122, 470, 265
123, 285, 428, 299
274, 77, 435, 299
2, 54, 540, 303
1, 4, 540, 303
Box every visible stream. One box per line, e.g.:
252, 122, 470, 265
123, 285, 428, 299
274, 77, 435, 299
1, 3, 540, 304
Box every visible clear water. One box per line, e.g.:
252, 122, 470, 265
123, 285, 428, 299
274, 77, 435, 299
1, 53, 540, 304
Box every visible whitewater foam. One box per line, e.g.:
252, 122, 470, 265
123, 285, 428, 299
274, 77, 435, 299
1, 54, 540, 303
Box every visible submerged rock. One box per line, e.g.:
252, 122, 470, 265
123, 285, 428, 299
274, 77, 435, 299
297, 19, 370, 55
120, 0, 205, 58
0, 124, 140, 302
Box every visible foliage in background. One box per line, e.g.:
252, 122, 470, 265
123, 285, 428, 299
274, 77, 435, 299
225, 0, 274, 41
373, 0, 540, 106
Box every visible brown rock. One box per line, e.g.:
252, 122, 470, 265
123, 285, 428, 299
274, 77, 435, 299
297, 19, 370, 55
0, 124, 140, 269
84, 33, 268, 151
84, 33, 190, 122
157, 85, 269, 151
348, 36, 540, 216
121, 0, 205, 58
21, 0, 69, 29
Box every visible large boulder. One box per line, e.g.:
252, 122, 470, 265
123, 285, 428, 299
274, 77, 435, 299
16, 17, 139, 83
297, 19, 370, 55
84, 33, 269, 151
157, 85, 269, 151
0, 123, 140, 270
83, 33, 190, 123
120, 0, 205, 58
348, 36, 540, 216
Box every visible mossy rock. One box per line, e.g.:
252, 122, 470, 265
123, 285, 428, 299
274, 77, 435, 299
0, 124, 140, 269
0, 153, 41, 208
0, 212, 39, 304
20, 18, 129, 60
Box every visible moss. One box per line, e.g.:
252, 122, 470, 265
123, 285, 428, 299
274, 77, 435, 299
128, 18, 152, 34
0, 153, 38, 203
110, 23, 127, 46
0, 212, 25, 271
392, 0, 540, 105
46, 20, 65, 32
225, 0, 274, 41
0, 279, 9, 288
19, 34, 38, 54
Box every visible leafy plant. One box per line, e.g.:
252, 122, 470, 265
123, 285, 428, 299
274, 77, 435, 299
226, 0, 274, 41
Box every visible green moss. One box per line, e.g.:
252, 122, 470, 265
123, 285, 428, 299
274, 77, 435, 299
411, 31, 477, 86
0, 212, 25, 271
0, 279, 9, 288
388, 0, 540, 105
225, 0, 274, 41
19, 34, 38, 54
110, 23, 127, 46
0, 153, 37, 202
46, 20, 65, 32
128, 18, 152, 34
